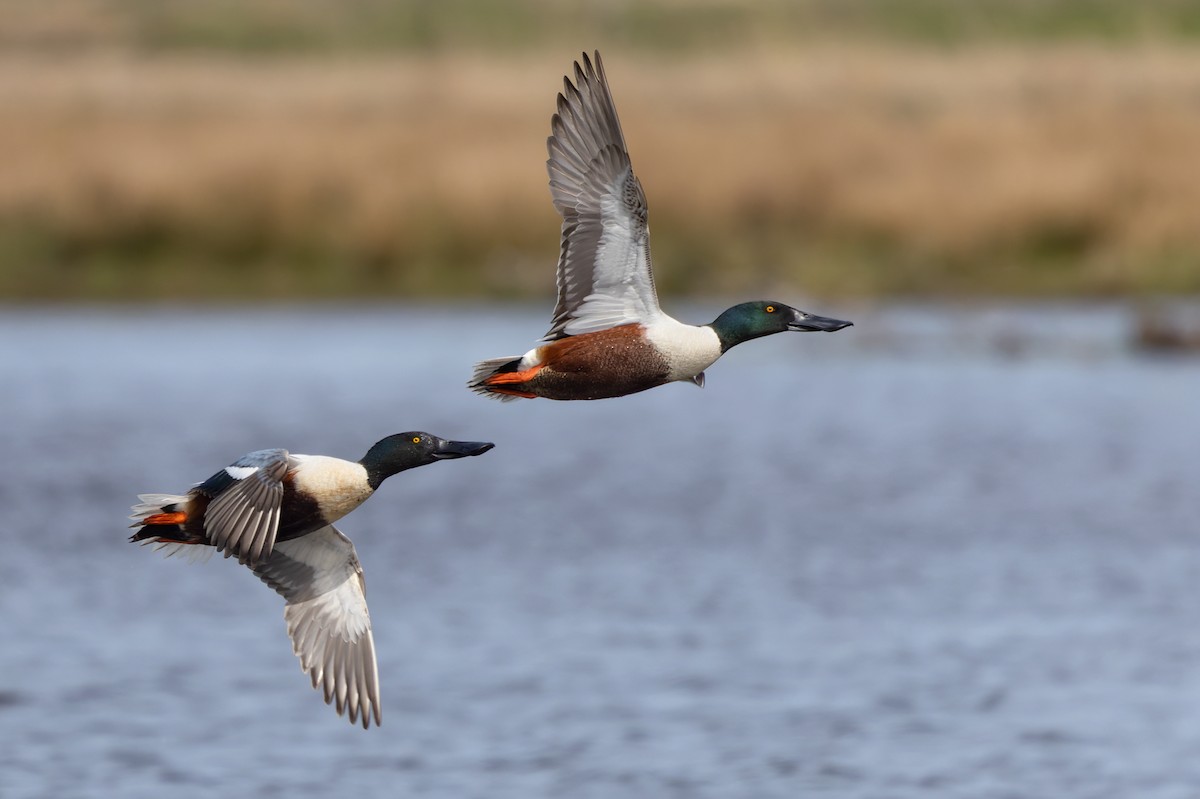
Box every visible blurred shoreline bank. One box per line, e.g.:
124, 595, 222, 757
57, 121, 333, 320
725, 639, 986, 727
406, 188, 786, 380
3, 41, 1200, 300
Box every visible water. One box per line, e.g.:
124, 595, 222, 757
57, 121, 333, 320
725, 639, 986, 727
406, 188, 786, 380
0, 303, 1197, 798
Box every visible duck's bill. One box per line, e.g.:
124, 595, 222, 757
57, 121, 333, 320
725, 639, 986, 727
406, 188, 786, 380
433, 439, 495, 459
787, 312, 853, 332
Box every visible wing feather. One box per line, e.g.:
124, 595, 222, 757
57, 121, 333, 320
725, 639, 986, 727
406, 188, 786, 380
544, 50, 661, 340
252, 526, 380, 729
202, 449, 288, 567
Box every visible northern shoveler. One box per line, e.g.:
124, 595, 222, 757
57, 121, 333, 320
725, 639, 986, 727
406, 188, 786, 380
470, 51, 851, 402
129, 433, 494, 728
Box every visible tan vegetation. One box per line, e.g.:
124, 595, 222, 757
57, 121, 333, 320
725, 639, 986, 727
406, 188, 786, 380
3, 47, 1200, 299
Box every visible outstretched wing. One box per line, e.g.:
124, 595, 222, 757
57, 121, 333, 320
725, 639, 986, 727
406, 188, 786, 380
252, 525, 381, 729
198, 448, 288, 567
544, 50, 662, 340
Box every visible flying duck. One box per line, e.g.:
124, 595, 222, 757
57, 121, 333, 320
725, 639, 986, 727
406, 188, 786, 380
129, 432, 494, 728
469, 51, 851, 401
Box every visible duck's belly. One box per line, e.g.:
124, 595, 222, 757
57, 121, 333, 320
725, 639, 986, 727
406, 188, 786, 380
531, 326, 674, 400
532, 365, 670, 400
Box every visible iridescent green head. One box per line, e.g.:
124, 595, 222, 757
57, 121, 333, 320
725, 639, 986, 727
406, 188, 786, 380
710, 301, 852, 352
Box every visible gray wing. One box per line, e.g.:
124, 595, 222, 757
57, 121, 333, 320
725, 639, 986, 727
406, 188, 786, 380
252, 525, 380, 729
202, 448, 288, 568
544, 50, 662, 341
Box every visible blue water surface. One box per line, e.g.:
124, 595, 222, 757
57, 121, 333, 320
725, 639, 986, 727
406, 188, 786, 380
0, 303, 1197, 799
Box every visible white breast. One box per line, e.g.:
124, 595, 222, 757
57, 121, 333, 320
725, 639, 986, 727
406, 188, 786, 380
291, 455, 374, 523
644, 317, 723, 381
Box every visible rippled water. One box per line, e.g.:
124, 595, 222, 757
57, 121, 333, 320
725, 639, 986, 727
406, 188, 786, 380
1, 303, 1197, 798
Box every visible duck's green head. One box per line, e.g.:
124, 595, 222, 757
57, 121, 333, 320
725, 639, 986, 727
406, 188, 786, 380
710, 301, 852, 352
361, 432, 494, 489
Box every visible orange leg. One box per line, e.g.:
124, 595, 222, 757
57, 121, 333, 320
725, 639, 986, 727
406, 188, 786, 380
142, 511, 188, 525
484, 364, 544, 386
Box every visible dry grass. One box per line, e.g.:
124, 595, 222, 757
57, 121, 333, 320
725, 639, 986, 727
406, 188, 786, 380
3, 47, 1200, 299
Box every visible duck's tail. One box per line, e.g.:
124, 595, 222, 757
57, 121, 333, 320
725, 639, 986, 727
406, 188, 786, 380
129, 493, 213, 562
469, 356, 537, 401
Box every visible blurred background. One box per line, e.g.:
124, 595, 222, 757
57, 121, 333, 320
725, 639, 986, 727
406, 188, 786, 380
2, 2, 1199, 798
3, 0, 1200, 302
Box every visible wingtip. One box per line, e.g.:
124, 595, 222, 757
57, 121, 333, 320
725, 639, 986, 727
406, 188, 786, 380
567, 50, 605, 91
573, 50, 603, 85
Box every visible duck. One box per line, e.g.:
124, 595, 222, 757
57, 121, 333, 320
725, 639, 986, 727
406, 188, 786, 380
470, 51, 852, 402
129, 432, 494, 728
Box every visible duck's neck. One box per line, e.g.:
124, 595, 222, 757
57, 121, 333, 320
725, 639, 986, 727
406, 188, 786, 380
709, 307, 769, 353
359, 455, 409, 491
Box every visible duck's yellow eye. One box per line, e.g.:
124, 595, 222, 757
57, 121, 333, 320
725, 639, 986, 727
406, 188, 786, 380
765, 305, 776, 313
412, 436, 421, 444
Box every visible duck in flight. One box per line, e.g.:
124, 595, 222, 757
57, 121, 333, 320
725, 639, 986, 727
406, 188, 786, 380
129, 433, 494, 728
470, 51, 851, 402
